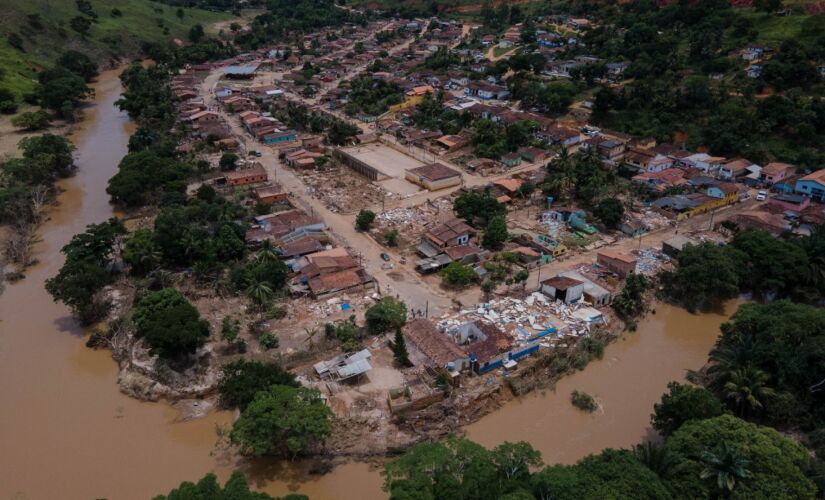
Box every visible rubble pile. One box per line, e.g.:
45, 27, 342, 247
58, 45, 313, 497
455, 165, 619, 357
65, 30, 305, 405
635, 248, 668, 275
436, 292, 603, 347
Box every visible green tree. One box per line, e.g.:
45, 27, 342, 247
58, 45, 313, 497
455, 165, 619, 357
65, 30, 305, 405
230, 385, 332, 458
652, 382, 725, 436
355, 209, 376, 230
729, 229, 808, 298
189, 24, 205, 43
45, 218, 124, 324
593, 198, 624, 229
385, 229, 399, 247
7, 33, 24, 51
215, 224, 245, 261
665, 415, 816, 499
154, 471, 306, 500
57, 50, 98, 82
700, 442, 753, 495
722, 366, 775, 419
69, 16, 92, 38
133, 288, 210, 360
453, 190, 505, 226
365, 297, 407, 335
123, 229, 161, 275
391, 326, 411, 366
217, 360, 297, 410
221, 316, 241, 344
482, 215, 508, 250
662, 242, 740, 311
219, 152, 238, 171
612, 273, 649, 320
440, 261, 476, 288
481, 279, 496, 300
245, 279, 274, 311
11, 111, 51, 131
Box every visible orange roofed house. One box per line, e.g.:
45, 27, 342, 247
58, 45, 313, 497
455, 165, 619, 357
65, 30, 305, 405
596, 249, 637, 278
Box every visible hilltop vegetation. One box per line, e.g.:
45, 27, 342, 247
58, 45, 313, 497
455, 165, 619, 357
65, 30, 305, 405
0, 0, 229, 98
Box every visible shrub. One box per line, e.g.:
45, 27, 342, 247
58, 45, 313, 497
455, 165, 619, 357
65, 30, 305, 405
570, 390, 598, 412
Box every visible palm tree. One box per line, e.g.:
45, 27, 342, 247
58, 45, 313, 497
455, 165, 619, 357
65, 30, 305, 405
633, 442, 676, 478
700, 442, 752, 495
723, 365, 775, 418
304, 326, 319, 349
256, 240, 279, 263
689, 337, 757, 391
245, 279, 273, 312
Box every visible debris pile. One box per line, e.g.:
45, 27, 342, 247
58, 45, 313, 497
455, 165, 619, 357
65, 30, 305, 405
436, 292, 605, 346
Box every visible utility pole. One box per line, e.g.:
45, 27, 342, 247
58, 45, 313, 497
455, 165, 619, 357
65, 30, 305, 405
425, 300, 429, 318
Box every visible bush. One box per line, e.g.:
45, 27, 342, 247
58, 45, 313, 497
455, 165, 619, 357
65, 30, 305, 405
259, 332, 279, 350
217, 360, 297, 410
132, 288, 210, 360
440, 261, 476, 287
570, 390, 598, 412
365, 297, 407, 334
355, 209, 376, 230
651, 382, 725, 436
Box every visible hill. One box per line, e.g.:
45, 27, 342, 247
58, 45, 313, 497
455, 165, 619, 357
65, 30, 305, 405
0, 0, 231, 98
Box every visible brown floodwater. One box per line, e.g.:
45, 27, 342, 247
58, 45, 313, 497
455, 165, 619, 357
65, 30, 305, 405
0, 67, 735, 500
465, 301, 737, 464
0, 68, 384, 500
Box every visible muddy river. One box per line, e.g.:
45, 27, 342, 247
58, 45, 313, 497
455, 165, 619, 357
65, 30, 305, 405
0, 69, 735, 500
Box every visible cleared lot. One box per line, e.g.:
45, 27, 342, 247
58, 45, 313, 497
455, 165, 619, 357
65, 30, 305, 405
341, 143, 427, 178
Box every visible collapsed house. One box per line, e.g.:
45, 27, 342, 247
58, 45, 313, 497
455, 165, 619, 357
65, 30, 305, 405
314, 349, 372, 382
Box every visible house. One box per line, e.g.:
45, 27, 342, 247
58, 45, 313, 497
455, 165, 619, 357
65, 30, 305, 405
279, 237, 325, 258
596, 250, 637, 278
186, 111, 220, 124
262, 130, 298, 145
760, 162, 795, 186
307, 268, 376, 298
720, 210, 789, 237
465, 81, 509, 100
314, 349, 372, 381
632, 168, 688, 193
434, 134, 469, 153
706, 182, 742, 201
719, 158, 757, 181
518, 146, 548, 163
224, 166, 268, 186
558, 270, 612, 306
582, 136, 625, 162
254, 184, 287, 204
662, 235, 696, 258
620, 217, 647, 237
449, 320, 513, 374
405, 163, 462, 191
404, 319, 468, 369
767, 193, 811, 212
681, 153, 725, 174
541, 276, 584, 304
254, 209, 325, 239
418, 218, 475, 257
501, 152, 522, 168
795, 170, 825, 202
492, 178, 524, 197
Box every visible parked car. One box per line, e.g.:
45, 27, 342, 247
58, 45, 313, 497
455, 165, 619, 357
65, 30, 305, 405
756, 190, 767, 201
380, 253, 391, 261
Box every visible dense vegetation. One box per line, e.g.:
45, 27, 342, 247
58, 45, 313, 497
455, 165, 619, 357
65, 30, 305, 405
662, 228, 824, 310
564, 0, 825, 167
0, 0, 228, 99
153, 471, 307, 500
383, 414, 816, 499
45, 218, 125, 324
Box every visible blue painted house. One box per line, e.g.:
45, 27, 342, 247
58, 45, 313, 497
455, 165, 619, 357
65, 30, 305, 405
262, 130, 297, 144
795, 170, 825, 202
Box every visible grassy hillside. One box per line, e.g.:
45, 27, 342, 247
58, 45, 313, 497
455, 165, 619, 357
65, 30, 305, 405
0, 0, 231, 98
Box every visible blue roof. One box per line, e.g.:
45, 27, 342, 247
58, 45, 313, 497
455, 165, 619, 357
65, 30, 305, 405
224, 65, 258, 75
